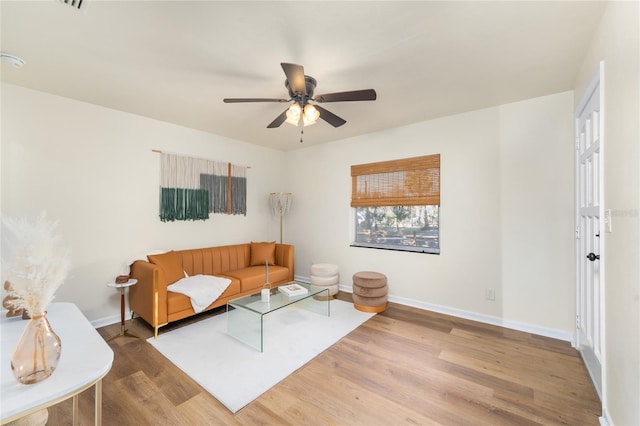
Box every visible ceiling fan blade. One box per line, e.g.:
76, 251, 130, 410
223, 98, 288, 103
315, 105, 346, 128
281, 63, 307, 96
267, 109, 289, 128
314, 89, 377, 103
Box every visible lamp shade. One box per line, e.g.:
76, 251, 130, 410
285, 103, 319, 127
285, 104, 302, 126
269, 192, 292, 217
270, 192, 292, 244
303, 104, 320, 126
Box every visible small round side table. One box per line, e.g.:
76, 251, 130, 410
107, 279, 137, 339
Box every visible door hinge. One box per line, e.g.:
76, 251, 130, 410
575, 226, 580, 239
576, 315, 580, 328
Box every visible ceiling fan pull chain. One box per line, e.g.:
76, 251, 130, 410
300, 128, 304, 143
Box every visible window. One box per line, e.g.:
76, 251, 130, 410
351, 154, 440, 254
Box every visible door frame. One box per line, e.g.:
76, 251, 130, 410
574, 61, 606, 407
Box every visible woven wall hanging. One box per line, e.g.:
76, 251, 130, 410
158, 151, 247, 222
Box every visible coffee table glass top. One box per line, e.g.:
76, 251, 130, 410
226, 281, 330, 351
228, 281, 327, 314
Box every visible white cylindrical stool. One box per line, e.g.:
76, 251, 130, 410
310, 263, 339, 298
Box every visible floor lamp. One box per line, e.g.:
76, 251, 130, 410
269, 192, 292, 244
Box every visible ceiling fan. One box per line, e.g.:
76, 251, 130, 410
223, 63, 376, 129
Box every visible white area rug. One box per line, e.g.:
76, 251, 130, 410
147, 299, 374, 413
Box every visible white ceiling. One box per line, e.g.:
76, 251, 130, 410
1, 1, 607, 151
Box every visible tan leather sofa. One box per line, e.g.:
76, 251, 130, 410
129, 242, 294, 338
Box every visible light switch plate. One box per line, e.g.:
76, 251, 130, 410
604, 209, 612, 233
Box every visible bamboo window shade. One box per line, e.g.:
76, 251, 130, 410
351, 154, 440, 207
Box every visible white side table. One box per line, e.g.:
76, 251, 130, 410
106, 279, 137, 339
1, 303, 114, 425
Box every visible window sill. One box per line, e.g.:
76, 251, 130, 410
350, 243, 440, 255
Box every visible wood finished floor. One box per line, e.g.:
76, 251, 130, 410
47, 294, 601, 425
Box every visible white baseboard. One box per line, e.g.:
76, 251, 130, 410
599, 407, 612, 426
386, 292, 573, 342
93, 276, 573, 343
91, 314, 120, 329
319, 279, 574, 343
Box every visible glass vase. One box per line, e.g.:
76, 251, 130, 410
11, 312, 62, 384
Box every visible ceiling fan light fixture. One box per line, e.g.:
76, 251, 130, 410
224, 62, 376, 131
285, 103, 302, 126
285, 117, 299, 126
303, 104, 320, 124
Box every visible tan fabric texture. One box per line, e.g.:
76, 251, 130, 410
353, 283, 388, 298
310, 263, 339, 277
310, 275, 340, 286
352, 271, 387, 288
148, 251, 184, 284
352, 293, 388, 306
250, 241, 276, 266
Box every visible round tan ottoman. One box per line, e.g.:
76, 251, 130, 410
352, 271, 388, 313
310, 263, 339, 297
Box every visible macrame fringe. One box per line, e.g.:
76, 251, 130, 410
231, 176, 247, 216
200, 174, 228, 214
160, 188, 210, 222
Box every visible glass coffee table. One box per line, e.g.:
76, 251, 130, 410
226, 281, 330, 352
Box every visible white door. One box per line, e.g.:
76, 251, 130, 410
575, 63, 604, 400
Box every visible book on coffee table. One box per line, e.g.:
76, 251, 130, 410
278, 283, 308, 297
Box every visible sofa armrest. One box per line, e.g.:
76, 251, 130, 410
129, 260, 168, 330
275, 244, 295, 281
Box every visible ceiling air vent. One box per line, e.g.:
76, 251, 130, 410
59, 0, 85, 10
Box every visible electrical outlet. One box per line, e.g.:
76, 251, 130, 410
486, 288, 496, 301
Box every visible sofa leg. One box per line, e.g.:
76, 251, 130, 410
153, 323, 167, 339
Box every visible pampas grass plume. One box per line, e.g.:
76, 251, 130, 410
1, 212, 71, 315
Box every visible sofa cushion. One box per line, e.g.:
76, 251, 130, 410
148, 251, 184, 284
224, 265, 290, 292
250, 241, 276, 266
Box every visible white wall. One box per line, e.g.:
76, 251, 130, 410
1, 83, 287, 322
499, 94, 575, 332
286, 91, 575, 338
574, 2, 640, 425
1, 82, 578, 341
2, 74, 601, 408
288, 107, 504, 316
